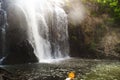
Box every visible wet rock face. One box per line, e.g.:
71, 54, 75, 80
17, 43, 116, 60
0, 10, 5, 26
0, 9, 4, 57
0, 1, 6, 58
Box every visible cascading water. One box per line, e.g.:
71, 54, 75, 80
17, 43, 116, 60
14, 0, 69, 62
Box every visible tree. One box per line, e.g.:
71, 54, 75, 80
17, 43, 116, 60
96, 0, 120, 24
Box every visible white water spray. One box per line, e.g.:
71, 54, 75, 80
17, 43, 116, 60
13, 0, 69, 62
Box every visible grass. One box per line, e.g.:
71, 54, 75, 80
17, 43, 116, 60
79, 63, 120, 80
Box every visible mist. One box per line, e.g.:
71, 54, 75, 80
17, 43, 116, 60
65, 0, 86, 25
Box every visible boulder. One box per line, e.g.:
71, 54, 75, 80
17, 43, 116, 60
2, 40, 38, 65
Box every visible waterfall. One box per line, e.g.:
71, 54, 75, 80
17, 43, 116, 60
14, 0, 69, 62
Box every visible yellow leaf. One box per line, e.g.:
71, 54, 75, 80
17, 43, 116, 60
68, 72, 75, 79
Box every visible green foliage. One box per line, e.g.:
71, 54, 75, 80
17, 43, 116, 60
88, 42, 97, 53
82, 63, 120, 80
95, 0, 120, 23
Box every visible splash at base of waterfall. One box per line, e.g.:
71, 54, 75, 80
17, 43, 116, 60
40, 57, 70, 63
13, 0, 69, 62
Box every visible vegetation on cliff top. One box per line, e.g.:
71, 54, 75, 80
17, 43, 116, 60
69, 0, 120, 59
